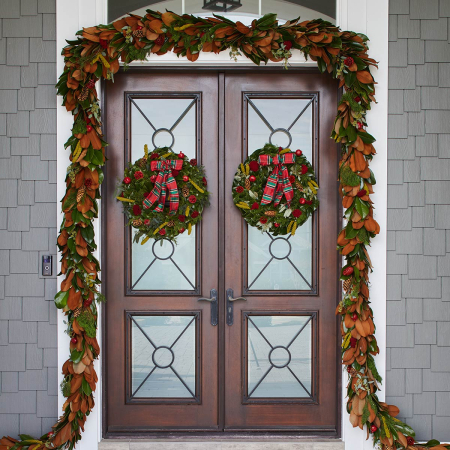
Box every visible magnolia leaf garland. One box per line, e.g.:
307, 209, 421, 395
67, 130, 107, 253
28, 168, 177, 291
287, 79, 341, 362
117, 146, 210, 243
2, 8, 448, 450
232, 144, 319, 235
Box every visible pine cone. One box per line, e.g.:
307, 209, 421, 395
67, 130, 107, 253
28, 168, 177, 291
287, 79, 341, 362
78, 86, 89, 102
133, 29, 144, 38
295, 181, 304, 192
245, 178, 251, 190
167, 220, 175, 227
264, 210, 277, 217
132, 219, 143, 227
182, 185, 190, 197
77, 185, 86, 202
73, 307, 82, 318
139, 157, 147, 168
343, 278, 352, 293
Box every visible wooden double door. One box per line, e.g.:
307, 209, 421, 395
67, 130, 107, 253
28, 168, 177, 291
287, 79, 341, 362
104, 70, 339, 436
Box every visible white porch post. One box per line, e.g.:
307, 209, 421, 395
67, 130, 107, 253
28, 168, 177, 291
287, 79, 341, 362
56, 1, 388, 447
337, 0, 389, 449
56, 1, 106, 449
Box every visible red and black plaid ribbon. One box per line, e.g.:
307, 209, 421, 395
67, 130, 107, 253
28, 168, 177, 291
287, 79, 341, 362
143, 159, 183, 214
258, 153, 296, 207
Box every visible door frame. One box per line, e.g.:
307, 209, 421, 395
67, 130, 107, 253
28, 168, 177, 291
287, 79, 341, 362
55, 1, 388, 448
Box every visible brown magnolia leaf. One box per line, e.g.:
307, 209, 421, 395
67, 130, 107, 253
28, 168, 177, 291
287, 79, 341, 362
356, 70, 374, 84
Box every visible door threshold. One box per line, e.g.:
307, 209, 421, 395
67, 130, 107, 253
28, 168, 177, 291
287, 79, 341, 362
99, 439, 344, 450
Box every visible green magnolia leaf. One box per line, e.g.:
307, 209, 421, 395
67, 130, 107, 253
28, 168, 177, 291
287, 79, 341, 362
54, 290, 69, 309
346, 125, 357, 143
358, 131, 376, 144
345, 223, 358, 239
81, 225, 95, 244
70, 348, 83, 364
82, 377, 92, 396
354, 197, 369, 219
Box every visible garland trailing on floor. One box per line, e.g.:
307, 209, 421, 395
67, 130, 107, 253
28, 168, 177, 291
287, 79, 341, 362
1, 9, 448, 450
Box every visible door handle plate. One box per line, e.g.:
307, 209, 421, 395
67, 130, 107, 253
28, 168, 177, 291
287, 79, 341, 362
226, 288, 247, 326
198, 289, 218, 326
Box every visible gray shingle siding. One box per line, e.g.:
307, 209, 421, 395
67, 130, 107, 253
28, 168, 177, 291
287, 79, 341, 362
387, 0, 450, 440
0, 3, 57, 438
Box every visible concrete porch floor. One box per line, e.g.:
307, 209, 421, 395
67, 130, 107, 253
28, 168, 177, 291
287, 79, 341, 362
98, 440, 345, 450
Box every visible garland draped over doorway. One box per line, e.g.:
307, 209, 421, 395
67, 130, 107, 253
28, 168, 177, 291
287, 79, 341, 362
1, 9, 447, 450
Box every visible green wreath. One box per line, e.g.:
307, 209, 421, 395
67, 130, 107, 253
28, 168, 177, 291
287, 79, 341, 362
232, 143, 319, 235
117, 146, 210, 242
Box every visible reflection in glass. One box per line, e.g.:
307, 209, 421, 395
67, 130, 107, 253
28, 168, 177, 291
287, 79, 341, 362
248, 219, 313, 291
132, 230, 196, 291
247, 315, 312, 398
131, 97, 197, 160
131, 315, 196, 398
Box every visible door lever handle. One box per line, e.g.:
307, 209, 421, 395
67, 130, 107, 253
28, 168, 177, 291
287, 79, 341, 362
198, 289, 218, 326
226, 288, 246, 326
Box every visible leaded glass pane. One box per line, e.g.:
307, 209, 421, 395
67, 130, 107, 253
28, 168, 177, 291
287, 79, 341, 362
131, 315, 196, 398
247, 315, 312, 398
131, 230, 196, 291
247, 220, 313, 291
131, 97, 197, 160
247, 97, 313, 161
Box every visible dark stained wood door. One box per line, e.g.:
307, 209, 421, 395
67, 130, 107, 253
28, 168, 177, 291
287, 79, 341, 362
104, 70, 339, 436
223, 73, 339, 433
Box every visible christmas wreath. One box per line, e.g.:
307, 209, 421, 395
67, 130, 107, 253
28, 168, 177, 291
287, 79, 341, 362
232, 143, 319, 235
116, 145, 209, 242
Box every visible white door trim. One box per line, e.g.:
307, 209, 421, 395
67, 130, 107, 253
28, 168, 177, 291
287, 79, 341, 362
56, 1, 388, 448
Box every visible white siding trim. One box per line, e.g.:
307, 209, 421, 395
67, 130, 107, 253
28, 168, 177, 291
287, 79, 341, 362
56, 1, 388, 447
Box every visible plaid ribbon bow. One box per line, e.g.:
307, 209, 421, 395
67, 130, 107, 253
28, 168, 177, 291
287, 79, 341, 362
143, 159, 183, 214
259, 153, 296, 207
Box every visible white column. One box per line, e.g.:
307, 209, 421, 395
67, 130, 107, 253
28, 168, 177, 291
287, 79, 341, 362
56, 0, 106, 448
337, 0, 389, 448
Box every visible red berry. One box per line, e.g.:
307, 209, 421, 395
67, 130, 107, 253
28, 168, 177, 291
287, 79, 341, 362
99, 39, 108, 49
86, 79, 95, 89
150, 153, 159, 160
202, 177, 207, 186
278, 146, 283, 152
357, 189, 366, 197
47, 431, 54, 437
190, 159, 197, 166
85, 117, 91, 124
406, 437, 415, 446
370, 425, 377, 433
347, 366, 352, 373
274, 223, 280, 228
289, 175, 296, 183
179, 227, 185, 234
357, 122, 363, 130
259, 217, 268, 224
86, 125, 93, 133
350, 337, 357, 348
283, 40, 293, 50
191, 211, 199, 218
83, 299, 92, 308
343, 266, 354, 276
251, 202, 259, 210
292, 209, 302, 218
306, 200, 313, 205
249, 161, 259, 172
123, 177, 131, 185
144, 219, 150, 225
301, 164, 308, 174
159, 229, 166, 236
352, 312, 358, 322
236, 186, 244, 193
354, 96, 361, 102
150, 175, 157, 183
299, 198, 306, 205
188, 195, 197, 204
71, 337, 77, 344
155, 35, 165, 46
249, 175, 256, 182
344, 56, 354, 66
178, 215, 186, 223
178, 152, 185, 159
183, 175, 189, 182
137, 25, 143, 30
295, 149, 302, 156
172, 169, 179, 177
84, 178, 92, 188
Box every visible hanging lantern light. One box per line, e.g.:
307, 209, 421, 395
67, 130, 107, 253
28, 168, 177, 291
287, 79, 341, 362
202, 0, 242, 12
